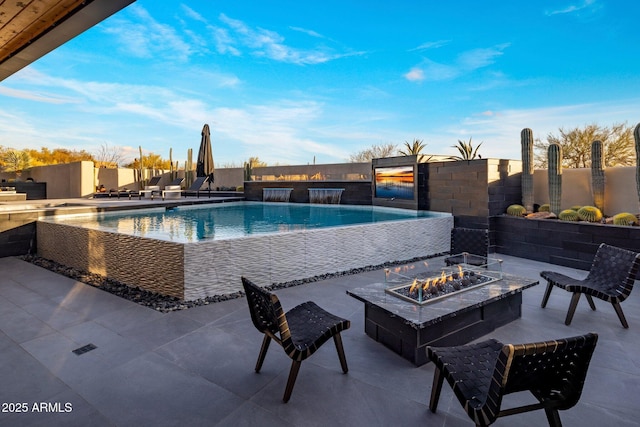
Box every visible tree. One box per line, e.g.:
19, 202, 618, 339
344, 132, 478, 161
94, 143, 126, 168
1, 149, 31, 178
398, 138, 426, 156
26, 147, 94, 166
349, 143, 397, 162
449, 138, 482, 161
534, 123, 634, 168
246, 156, 267, 168
123, 152, 172, 170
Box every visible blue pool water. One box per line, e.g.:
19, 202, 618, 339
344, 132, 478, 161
50, 202, 445, 243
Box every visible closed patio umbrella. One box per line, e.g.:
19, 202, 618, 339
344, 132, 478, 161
196, 123, 214, 190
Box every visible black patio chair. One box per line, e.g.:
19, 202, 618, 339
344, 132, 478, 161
445, 227, 489, 266
241, 277, 350, 403
182, 176, 211, 198
540, 243, 640, 328
427, 332, 598, 427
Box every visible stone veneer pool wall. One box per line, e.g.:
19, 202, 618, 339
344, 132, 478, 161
37, 214, 453, 300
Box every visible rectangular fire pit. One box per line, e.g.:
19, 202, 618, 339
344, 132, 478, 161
384, 261, 502, 305
346, 271, 538, 366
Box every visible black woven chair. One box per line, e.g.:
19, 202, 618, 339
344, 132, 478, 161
427, 333, 598, 427
445, 227, 489, 266
540, 243, 640, 328
241, 276, 350, 403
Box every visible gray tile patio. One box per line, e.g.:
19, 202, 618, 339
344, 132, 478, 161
1, 253, 639, 426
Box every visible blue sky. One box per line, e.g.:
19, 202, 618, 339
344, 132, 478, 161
1, 0, 639, 166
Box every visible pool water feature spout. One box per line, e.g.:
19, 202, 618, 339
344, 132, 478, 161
309, 188, 344, 204
263, 188, 293, 202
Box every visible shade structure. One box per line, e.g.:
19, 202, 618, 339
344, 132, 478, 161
196, 123, 215, 189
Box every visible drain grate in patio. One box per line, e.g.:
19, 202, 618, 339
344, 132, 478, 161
72, 343, 97, 356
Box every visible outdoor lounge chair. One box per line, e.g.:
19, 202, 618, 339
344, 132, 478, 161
427, 332, 598, 427
136, 176, 163, 199
161, 177, 185, 200
445, 227, 489, 266
182, 176, 211, 198
241, 276, 350, 403
105, 187, 139, 199
540, 243, 640, 328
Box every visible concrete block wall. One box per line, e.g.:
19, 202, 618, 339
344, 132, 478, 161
426, 159, 522, 230
492, 215, 640, 271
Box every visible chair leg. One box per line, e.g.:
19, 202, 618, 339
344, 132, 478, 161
585, 295, 596, 311
255, 335, 271, 373
544, 408, 562, 427
541, 283, 554, 308
429, 367, 445, 413
283, 360, 301, 403
333, 333, 348, 373
612, 302, 629, 329
565, 293, 581, 325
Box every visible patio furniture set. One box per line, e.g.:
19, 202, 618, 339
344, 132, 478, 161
96, 175, 214, 200
240, 227, 640, 426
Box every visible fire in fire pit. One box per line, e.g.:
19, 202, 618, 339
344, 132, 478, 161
384, 262, 501, 305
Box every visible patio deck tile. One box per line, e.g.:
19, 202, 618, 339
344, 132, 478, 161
0, 254, 638, 426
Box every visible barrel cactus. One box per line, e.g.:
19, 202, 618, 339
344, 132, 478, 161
506, 204, 527, 216
612, 212, 638, 226
591, 140, 605, 213
521, 128, 535, 212
548, 143, 562, 215
538, 203, 550, 212
577, 206, 603, 222
570, 205, 582, 211
559, 209, 580, 221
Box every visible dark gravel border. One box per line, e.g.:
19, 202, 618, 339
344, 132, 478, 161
20, 253, 445, 313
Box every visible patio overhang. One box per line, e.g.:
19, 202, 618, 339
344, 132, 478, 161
0, 0, 136, 82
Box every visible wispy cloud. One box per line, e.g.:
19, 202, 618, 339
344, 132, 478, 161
181, 4, 207, 23
546, 0, 600, 16
404, 68, 425, 82
0, 86, 80, 104
2, 68, 350, 164
102, 5, 194, 61
405, 43, 510, 82
409, 40, 451, 51
214, 13, 361, 65
457, 43, 510, 69
289, 26, 324, 38
210, 100, 351, 162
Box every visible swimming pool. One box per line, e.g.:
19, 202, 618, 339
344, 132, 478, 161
40, 202, 447, 243
38, 202, 453, 299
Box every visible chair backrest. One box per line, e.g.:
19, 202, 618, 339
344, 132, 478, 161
167, 177, 185, 187
450, 227, 488, 257
504, 332, 598, 410
189, 176, 209, 191
147, 176, 162, 186
241, 277, 292, 344
585, 243, 640, 300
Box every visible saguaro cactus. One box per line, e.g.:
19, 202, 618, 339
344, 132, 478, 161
591, 140, 605, 213
244, 161, 253, 182
521, 128, 534, 212
138, 145, 144, 190
635, 123, 640, 212
186, 148, 193, 188
169, 147, 174, 181
548, 143, 562, 215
